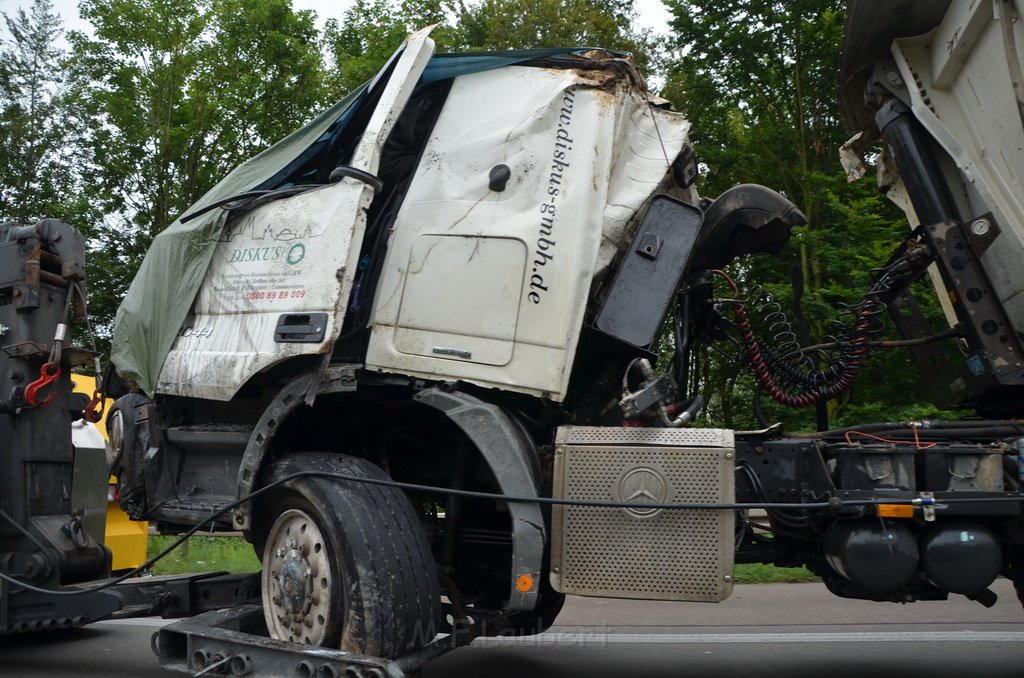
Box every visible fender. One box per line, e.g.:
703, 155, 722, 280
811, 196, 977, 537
414, 388, 544, 613
689, 184, 806, 271
231, 372, 544, 612
232, 364, 357, 531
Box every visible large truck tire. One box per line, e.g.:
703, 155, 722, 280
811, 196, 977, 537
254, 453, 440, 658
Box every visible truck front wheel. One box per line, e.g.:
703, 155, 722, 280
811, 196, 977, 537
255, 453, 440, 658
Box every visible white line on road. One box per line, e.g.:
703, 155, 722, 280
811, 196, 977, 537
90, 621, 1024, 646
94, 618, 175, 628
474, 631, 1024, 646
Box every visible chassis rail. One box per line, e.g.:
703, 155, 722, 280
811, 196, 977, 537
155, 605, 456, 678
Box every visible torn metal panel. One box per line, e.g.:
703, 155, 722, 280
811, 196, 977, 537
366, 59, 690, 401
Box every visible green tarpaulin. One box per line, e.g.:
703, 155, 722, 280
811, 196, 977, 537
110, 49, 589, 395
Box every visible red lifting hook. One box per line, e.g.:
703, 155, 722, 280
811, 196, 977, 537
84, 389, 104, 423
25, 363, 61, 407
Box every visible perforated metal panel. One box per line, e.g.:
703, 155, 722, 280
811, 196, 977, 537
551, 426, 735, 602
557, 426, 734, 448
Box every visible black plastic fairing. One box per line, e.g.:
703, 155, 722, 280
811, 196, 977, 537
688, 184, 806, 272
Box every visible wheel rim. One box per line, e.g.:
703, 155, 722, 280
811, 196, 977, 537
261, 508, 336, 645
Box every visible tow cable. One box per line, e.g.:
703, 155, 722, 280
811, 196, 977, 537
0, 470, 1021, 596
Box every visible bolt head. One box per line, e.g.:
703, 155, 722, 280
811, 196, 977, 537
971, 218, 992, 237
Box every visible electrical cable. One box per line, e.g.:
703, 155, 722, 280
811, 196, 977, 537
789, 259, 829, 430
737, 461, 814, 537
796, 325, 964, 354
813, 419, 1024, 437
711, 250, 945, 408
0, 479, 281, 597
844, 429, 937, 449
1, 469, 1022, 597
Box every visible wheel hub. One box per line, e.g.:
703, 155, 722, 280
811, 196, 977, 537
261, 508, 335, 645
279, 548, 310, 614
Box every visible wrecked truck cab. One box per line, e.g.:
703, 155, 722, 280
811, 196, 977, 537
149, 51, 699, 403
106, 27, 807, 659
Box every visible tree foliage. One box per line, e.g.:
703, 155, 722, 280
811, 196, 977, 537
662, 0, 940, 429
456, 0, 649, 57
67, 0, 323, 334
0, 0, 87, 225
321, 0, 459, 97
320, 0, 651, 98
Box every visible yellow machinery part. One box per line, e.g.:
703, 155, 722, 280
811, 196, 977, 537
72, 373, 149, 571
104, 495, 150, 571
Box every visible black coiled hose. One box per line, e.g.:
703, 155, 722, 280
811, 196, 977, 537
718, 254, 912, 407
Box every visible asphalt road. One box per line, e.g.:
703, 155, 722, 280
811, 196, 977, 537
426, 578, 1024, 678
1, 580, 1020, 678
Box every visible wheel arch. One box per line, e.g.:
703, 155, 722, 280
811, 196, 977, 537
413, 387, 545, 613
232, 365, 357, 532
233, 371, 546, 614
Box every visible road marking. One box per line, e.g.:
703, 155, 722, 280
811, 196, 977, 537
94, 618, 175, 628
474, 631, 1024, 646
89, 622, 1024, 645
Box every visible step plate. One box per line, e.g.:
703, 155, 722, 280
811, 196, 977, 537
551, 426, 735, 602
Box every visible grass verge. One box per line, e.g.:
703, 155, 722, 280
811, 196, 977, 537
148, 536, 260, 575
733, 563, 819, 584
149, 536, 819, 584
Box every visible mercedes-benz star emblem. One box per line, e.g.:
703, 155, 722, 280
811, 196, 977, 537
616, 466, 670, 517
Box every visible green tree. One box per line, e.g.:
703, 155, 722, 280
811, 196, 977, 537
321, 0, 460, 97
662, 0, 938, 430
201, 0, 326, 173
69, 0, 324, 335
456, 0, 649, 58
0, 0, 86, 225
321, 0, 654, 98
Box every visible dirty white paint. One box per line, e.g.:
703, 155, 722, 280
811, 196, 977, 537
366, 61, 691, 401
157, 30, 437, 400
888, 1, 1024, 328
393, 235, 528, 366
158, 38, 690, 402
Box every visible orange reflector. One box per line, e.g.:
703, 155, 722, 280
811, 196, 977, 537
877, 504, 914, 518
516, 574, 535, 593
